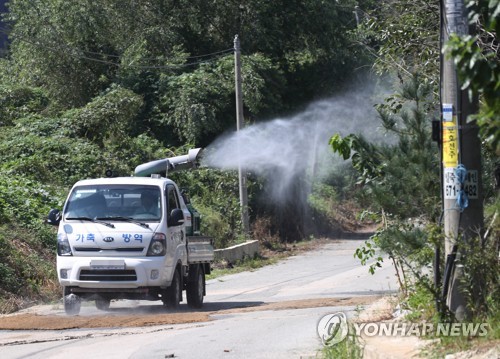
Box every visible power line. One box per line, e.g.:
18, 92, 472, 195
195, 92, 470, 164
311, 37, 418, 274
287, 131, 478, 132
0, 26, 234, 70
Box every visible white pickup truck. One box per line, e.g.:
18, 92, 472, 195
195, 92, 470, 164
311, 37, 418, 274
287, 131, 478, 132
47, 149, 214, 315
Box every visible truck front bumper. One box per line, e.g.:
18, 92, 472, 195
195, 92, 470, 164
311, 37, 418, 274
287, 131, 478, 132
57, 256, 172, 289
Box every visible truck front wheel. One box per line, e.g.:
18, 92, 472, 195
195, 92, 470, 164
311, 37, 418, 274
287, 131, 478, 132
187, 266, 204, 308
63, 287, 81, 315
163, 269, 181, 309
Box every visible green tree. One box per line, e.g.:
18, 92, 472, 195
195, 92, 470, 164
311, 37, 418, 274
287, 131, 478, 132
331, 75, 441, 220
355, 0, 440, 81
4, 0, 369, 145
444, 0, 500, 155
159, 53, 284, 146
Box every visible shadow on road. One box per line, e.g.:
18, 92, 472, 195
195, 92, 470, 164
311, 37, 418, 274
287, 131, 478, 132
338, 231, 376, 240
200, 301, 265, 312
98, 300, 265, 315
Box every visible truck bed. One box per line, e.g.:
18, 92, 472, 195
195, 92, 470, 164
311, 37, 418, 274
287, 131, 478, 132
187, 236, 214, 264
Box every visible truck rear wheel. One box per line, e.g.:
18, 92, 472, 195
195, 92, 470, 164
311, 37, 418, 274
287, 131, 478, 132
187, 266, 204, 308
163, 269, 181, 309
63, 287, 81, 315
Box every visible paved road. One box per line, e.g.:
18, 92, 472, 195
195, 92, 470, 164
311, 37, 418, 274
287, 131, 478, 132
0, 239, 398, 359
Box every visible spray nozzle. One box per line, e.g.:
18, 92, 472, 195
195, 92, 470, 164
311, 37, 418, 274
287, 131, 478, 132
134, 148, 203, 177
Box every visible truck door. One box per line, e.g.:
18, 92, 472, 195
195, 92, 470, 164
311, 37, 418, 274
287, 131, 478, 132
166, 184, 187, 264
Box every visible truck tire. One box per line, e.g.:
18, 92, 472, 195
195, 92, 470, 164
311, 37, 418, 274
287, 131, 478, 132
187, 266, 204, 309
95, 297, 111, 311
163, 269, 181, 309
63, 287, 81, 315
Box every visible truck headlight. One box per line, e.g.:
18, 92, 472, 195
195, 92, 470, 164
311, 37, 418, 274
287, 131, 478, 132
147, 233, 166, 256
57, 233, 72, 256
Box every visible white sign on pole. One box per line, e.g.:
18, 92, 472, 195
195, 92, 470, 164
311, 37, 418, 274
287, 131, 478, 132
444, 168, 478, 199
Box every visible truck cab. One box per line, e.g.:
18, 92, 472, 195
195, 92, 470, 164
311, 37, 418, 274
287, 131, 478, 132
47, 150, 213, 315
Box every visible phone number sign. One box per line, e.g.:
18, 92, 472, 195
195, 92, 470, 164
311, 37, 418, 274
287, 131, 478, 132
444, 168, 479, 199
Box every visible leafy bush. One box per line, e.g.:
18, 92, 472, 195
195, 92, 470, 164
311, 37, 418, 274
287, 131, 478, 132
63, 85, 144, 147
0, 86, 49, 126
0, 226, 59, 313
358, 217, 438, 298
0, 174, 62, 228
308, 183, 339, 215
308, 183, 344, 234
459, 211, 499, 319
0, 133, 111, 185
0, 175, 61, 313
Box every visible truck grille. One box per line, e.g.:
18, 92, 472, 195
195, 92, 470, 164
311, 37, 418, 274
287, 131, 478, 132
79, 269, 137, 281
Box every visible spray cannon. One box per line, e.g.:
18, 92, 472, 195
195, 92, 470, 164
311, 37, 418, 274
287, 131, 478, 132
134, 148, 202, 177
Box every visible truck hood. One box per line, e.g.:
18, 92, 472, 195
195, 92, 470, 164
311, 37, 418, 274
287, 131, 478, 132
61, 221, 160, 257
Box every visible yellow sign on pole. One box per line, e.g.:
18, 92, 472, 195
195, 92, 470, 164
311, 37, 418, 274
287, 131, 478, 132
442, 104, 459, 168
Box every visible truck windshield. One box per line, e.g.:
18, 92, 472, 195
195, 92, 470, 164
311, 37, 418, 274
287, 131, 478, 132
64, 185, 162, 222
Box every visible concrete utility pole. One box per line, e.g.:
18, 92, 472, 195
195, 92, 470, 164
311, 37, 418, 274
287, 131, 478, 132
234, 35, 250, 235
440, 0, 483, 320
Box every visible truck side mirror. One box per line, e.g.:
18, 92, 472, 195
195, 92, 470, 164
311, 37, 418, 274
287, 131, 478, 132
47, 208, 61, 226
168, 208, 185, 227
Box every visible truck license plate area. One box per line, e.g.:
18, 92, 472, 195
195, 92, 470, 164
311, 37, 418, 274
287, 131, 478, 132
90, 259, 126, 270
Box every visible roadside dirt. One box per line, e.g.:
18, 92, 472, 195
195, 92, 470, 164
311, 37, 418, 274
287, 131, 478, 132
0, 295, 382, 330
0, 311, 211, 330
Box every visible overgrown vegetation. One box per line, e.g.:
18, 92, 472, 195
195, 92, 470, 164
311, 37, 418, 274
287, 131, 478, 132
329, 1, 500, 356
321, 326, 364, 359
445, 0, 500, 156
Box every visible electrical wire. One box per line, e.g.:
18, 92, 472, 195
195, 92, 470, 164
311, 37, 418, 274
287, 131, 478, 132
0, 26, 234, 70
59, 46, 234, 62
14, 0, 235, 63
0, 0, 364, 68
1, 0, 236, 68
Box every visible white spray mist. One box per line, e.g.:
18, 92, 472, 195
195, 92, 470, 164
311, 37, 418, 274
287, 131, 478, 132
202, 88, 390, 203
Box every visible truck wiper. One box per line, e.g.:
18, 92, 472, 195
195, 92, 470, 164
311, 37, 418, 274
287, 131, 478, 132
65, 216, 115, 228
100, 216, 151, 229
